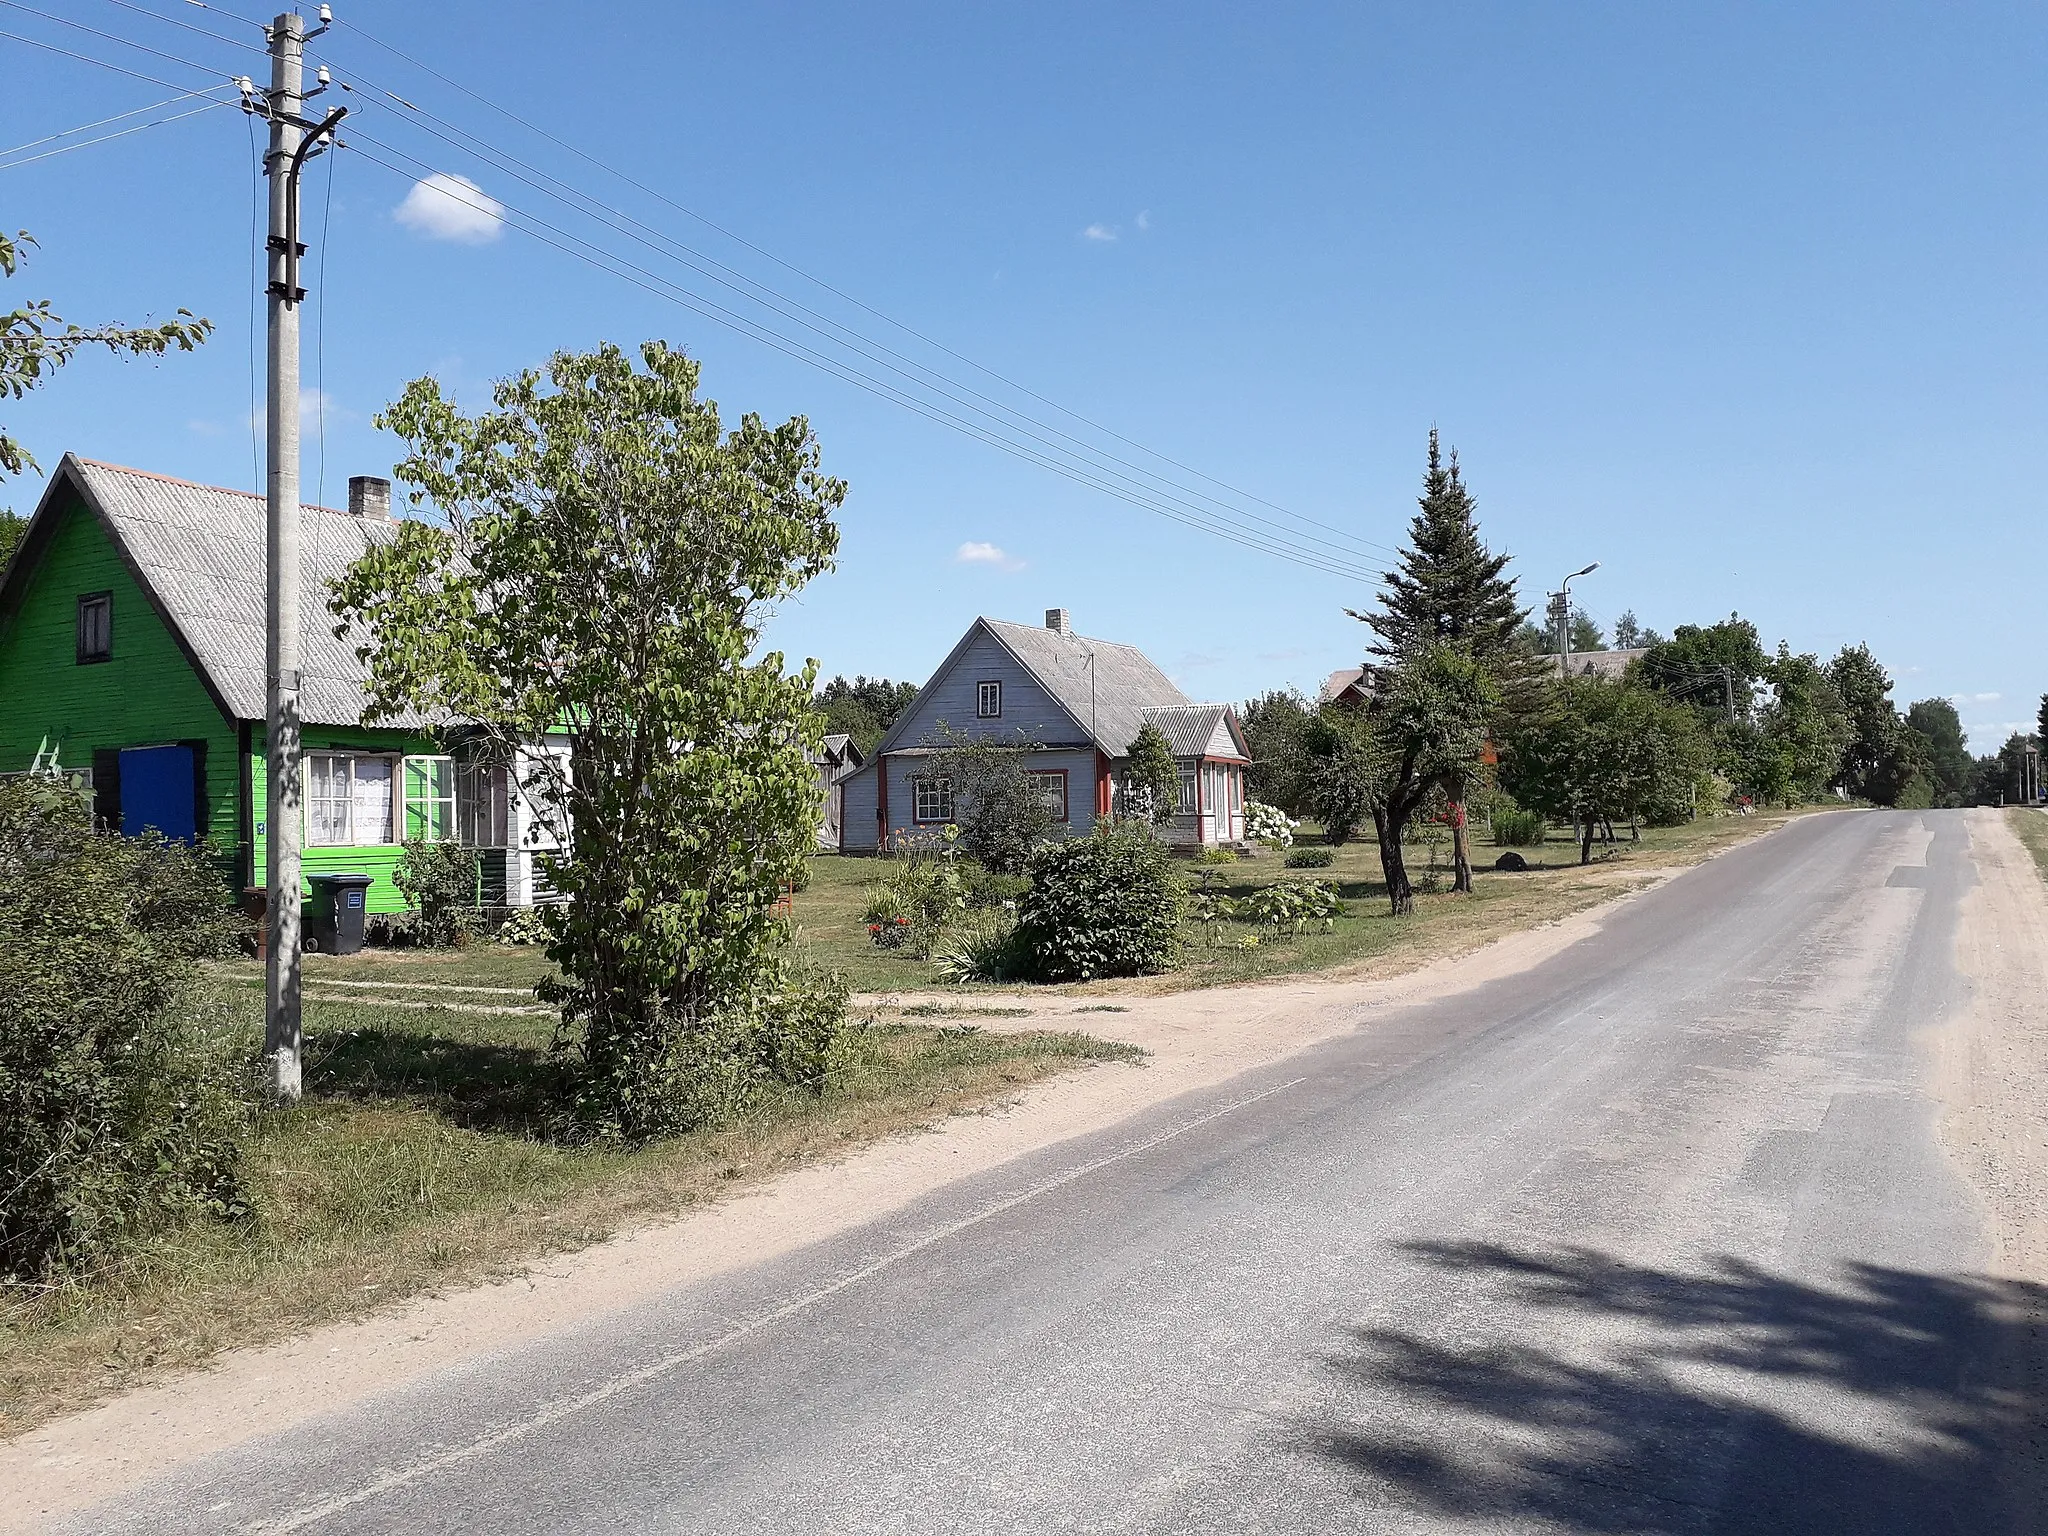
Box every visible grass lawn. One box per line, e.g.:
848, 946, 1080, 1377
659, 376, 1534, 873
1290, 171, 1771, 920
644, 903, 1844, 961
0, 985, 1136, 1438
801, 809, 1842, 996
2005, 806, 2048, 885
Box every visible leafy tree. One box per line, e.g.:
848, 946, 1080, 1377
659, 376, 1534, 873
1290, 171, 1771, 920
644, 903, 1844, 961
1826, 643, 1921, 805
1970, 733, 2040, 806
1565, 607, 1604, 654
925, 733, 1056, 875
1756, 646, 1850, 804
1121, 720, 1181, 826
1636, 616, 1771, 721
1502, 679, 1707, 862
1347, 431, 1533, 889
1299, 705, 1381, 847
2, 230, 213, 484
2038, 694, 2048, 750
332, 341, 846, 1140
816, 674, 919, 755
0, 509, 23, 566
1904, 699, 1972, 807
1240, 688, 1315, 814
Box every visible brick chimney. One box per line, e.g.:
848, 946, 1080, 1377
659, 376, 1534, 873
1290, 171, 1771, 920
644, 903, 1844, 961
1045, 607, 1072, 636
348, 475, 391, 521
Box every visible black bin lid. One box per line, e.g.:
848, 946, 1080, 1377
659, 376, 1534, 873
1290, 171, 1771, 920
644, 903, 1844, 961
308, 872, 376, 887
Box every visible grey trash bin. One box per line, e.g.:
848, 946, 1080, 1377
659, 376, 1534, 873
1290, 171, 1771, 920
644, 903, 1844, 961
305, 873, 374, 955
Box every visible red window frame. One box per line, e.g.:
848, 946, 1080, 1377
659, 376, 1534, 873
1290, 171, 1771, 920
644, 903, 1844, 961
1026, 768, 1069, 823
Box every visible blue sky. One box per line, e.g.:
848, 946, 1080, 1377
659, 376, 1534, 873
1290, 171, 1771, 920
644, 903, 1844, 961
4, 1, 2044, 747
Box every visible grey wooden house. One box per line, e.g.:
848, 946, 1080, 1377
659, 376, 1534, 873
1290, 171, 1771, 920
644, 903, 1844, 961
838, 608, 1251, 852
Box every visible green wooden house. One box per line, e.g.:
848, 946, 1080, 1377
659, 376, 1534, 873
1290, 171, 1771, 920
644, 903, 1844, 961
0, 455, 556, 914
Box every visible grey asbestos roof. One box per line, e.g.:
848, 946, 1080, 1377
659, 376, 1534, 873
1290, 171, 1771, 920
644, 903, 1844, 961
1562, 646, 1648, 681
67, 457, 420, 728
1139, 702, 1246, 760
981, 617, 1192, 756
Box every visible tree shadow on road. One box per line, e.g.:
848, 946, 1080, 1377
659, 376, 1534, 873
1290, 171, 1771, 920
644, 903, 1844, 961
1303, 1242, 2048, 1534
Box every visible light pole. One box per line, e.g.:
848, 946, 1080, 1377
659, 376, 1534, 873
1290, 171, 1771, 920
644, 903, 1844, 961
1556, 561, 1600, 677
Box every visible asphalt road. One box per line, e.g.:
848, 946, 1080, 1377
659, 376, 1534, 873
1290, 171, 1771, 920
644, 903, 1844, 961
70, 810, 2046, 1534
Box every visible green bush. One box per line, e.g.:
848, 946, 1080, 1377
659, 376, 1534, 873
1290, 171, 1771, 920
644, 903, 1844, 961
1016, 821, 1184, 982
1284, 846, 1335, 868
1490, 807, 1545, 847
1240, 879, 1341, 930
394, 838, 481, 946
931, 912, 1027, 984
0, 781, 249, 1280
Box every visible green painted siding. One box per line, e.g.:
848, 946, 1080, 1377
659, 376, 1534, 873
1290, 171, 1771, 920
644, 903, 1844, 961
0, 486, 241, 856
251, 724, 449, 914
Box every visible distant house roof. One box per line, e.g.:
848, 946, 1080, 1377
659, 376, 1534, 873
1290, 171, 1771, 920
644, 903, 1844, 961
1560, 646, 1648, 681
1320, 667, 1370, 706
810, 733, 864, 777
4, 455, 417, 728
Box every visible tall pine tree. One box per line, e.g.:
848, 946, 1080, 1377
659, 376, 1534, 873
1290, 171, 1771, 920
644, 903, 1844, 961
1347, 430, 1533, 892
1349, 429, 1527, 664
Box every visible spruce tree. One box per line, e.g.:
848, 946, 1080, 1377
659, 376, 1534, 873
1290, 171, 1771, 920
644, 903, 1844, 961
1347, 430, 1533, 892
1349, 429, 1527, 664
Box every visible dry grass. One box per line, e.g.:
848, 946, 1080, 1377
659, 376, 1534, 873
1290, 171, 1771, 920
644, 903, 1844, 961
0, 1000, 1135, 1439
2005, 807, 2048, 886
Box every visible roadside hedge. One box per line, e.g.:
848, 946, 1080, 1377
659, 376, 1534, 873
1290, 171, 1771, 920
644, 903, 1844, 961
0, 780, 249, 1280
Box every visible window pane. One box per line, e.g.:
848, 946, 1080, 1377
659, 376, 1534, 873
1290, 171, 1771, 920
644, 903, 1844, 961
308, 753, 349, 845
352, 758, 394, 844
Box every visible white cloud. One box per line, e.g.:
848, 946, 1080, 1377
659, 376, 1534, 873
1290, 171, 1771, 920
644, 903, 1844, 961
1081, 223, 1118, 242
1960, 691, 2002, 704
395, 173, 504, 244
244, 388, 355, 433
1135, 209, 1151, 232
956, 541, 1025, 571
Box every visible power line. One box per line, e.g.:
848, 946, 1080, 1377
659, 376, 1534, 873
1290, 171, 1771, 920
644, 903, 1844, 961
329, 75, 1397, 566
341, 133, 1377, 580
0, 0, 237, 80
0, 24, 206, 88
94, 0, 263, 50
0, 82, 223, 157
347, 117, 1380, 573
0, 94, 231, 169
330, 16, 1395, 567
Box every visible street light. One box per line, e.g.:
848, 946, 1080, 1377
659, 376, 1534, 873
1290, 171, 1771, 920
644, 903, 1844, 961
1554, 561, 1600, 676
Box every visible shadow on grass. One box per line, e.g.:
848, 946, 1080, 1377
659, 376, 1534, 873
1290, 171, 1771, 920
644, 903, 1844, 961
1303, 1241, 2046, 1534
304, 1027, 568, 1138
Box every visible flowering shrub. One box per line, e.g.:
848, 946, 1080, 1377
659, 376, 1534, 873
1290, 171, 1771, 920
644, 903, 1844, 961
860, 856, 963, 958
1245, 800, 1296, 848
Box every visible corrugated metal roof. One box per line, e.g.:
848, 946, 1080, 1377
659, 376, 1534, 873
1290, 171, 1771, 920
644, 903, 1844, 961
1139, 702, 1238, 758
980, 617, 1191, 756
70, 457, 425, 728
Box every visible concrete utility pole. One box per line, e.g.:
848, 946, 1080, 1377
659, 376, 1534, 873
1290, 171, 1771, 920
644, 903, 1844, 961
1556, 561, 1600, 678
252, 8, 343, 1103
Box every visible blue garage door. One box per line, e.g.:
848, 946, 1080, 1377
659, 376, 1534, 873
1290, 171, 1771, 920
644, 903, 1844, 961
119, 744, 197, 841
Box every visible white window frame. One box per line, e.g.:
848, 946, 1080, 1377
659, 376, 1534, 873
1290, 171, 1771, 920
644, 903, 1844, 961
402, 755, 458, 843
977, 680, 1002, 719
458, 760, 512, 849
912, 774, 954, 823
306, 751, 400, 847
1176, 766, 1198, 816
